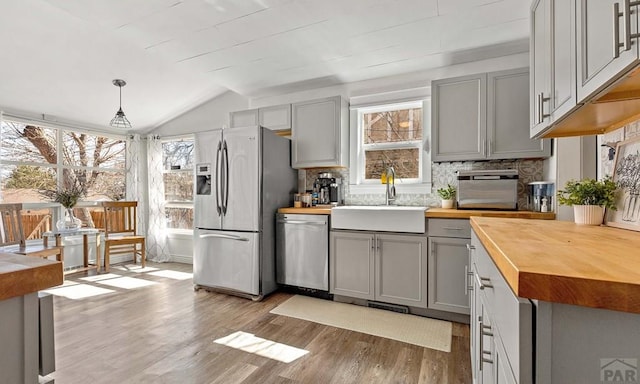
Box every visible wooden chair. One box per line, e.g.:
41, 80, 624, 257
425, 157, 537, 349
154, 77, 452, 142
0, 203, 64, 262
101, 201, 145, 272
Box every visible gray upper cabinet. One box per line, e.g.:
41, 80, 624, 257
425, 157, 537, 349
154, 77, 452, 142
488, 68, 550, 159
433, 70, 549, 162
576, 0, 640, 102
432, 73, 486, 162
230, 104, 291, 131
292, 96, 349, 169
229, 109, 259, 128
530, 0, 577, 138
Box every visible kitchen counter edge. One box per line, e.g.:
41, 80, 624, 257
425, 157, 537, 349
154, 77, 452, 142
470, 216, 640, 314
0, 253, 63, 301
278, 207, 555, 219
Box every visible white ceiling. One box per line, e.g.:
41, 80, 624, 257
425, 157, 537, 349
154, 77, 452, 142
0, 0, 529, 133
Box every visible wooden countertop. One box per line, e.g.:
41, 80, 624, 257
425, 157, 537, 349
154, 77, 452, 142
425, 208, 555, 219
0, 252, 63, 301
470, 217, 640, 314
278, 207, 555, 220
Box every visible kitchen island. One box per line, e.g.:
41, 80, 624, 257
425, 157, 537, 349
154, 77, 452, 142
469, 217, 640, 384
0, 252, 63, 384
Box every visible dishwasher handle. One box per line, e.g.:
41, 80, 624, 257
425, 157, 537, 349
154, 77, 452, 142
277, 220, 327, 225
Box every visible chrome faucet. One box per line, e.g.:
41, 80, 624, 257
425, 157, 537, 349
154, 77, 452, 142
385, 165, 396, 205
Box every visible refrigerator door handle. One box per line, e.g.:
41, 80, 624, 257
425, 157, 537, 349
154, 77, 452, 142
222, 140, 230, 215
215, 140, 222, 216
198, 233, 250, 242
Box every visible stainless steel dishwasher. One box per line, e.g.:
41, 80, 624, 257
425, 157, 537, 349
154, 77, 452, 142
276, 213, 329, 292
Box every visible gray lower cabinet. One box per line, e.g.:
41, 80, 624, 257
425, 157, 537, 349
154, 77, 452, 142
330, 231, 375, 300
330, 231, 428, 308
428, 218, 471, 315
470, 231, 533, 384
427, 236, 470, 314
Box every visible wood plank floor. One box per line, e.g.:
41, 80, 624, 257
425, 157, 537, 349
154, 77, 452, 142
48, 262, 471, 384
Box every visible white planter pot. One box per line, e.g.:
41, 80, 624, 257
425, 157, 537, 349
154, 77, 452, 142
441, 199, 455, 209
573, 205, 604, 225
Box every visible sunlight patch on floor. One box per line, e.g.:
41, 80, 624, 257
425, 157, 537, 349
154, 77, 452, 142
214, 331, 309, 363
43, 284, 115, 299
113, 265, 160, 273
79, 273, 123, 282
147, 270, 193, 280
94, 276, 157, 289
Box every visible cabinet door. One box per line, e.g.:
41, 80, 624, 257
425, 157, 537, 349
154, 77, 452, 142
487, 68, 550, 159
432, 73, 487, 161
428, 236, 471, 314
229, 109, 259, 128
550, 0, 577, 121
530, 0, 551, 136
375, 234, 428, 308
576, 0, 640, 102
292, 96, 343, 168
259, 104, 291, 131
330, 231, 375, 300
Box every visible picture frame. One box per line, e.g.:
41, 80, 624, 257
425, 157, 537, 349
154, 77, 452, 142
605, 136, 640, 232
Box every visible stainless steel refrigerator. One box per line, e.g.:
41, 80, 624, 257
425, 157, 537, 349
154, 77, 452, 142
193, 126, 297, 300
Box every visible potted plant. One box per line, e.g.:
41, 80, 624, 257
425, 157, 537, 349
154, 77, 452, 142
43, 181, 87, 230
557, 177, 617, 225
437, 184, 456, 209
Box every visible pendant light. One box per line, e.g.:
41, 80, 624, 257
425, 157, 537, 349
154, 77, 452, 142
110, 79, 132, 129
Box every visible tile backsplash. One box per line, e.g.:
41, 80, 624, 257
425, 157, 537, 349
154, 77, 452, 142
300, 158, 545, 210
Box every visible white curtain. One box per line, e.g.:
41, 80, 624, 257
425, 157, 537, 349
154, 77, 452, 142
145, 135, 170, 262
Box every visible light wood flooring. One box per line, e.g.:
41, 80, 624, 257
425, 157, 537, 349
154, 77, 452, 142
48, 262, 471, 384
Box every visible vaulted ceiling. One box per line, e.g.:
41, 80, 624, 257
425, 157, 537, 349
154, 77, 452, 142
0, 0, 529, 132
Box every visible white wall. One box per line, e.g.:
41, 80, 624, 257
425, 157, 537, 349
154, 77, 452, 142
150, 91, 249, 136
553, 136, 597, 221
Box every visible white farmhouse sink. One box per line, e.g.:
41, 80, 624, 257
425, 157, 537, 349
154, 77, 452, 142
331, 206, 427, 233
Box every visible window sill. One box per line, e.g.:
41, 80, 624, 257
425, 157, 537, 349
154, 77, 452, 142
349, 183, 431, 195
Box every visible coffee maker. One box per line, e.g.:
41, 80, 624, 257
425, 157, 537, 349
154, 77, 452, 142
316, 172, 343, 206
528, 181, 555, 212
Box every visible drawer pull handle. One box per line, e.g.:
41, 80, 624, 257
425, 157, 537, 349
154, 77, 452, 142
465, 265, 473, 294
443, 227, 463, 230
466, 244, 475, 251
474, 273, 493, 289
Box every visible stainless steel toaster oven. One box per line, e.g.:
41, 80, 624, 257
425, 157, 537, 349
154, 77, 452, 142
456, 169, 518, 210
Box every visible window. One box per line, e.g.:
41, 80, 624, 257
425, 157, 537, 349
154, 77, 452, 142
350, 100, 430, 192
162, 139, 194, 230
0, 119, 126, 236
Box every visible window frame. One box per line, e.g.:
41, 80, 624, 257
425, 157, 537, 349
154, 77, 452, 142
161, 136, 195, 232
349, 97, 432, 194
0, 116, 127, 239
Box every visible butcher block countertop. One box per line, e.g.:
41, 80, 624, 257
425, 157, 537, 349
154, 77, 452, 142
470, 216, 640, 314
0, 252, 63, 301
425, 208, 555, 219
278, 206, 555, 220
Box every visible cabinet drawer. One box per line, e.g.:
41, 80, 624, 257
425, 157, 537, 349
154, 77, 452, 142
428, 218, 471, 238
471, 232, 533, 383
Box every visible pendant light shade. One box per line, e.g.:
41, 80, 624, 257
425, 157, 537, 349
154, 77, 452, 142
110, 79, 132, 129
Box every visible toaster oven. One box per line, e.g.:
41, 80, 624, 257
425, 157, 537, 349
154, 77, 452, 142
456, 169, 518, 210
